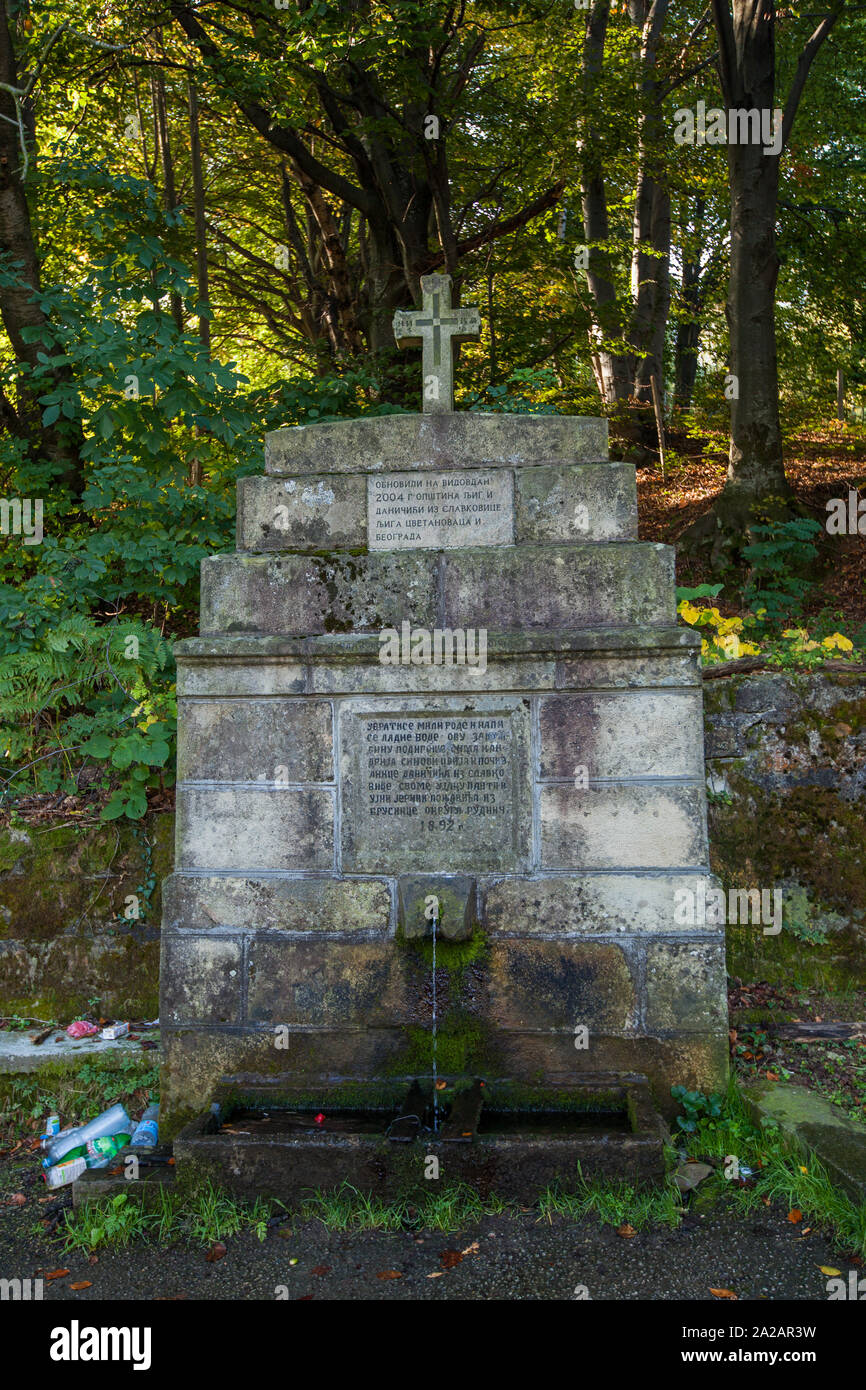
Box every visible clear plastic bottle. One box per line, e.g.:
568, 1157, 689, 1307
130, 1103, 159, 1149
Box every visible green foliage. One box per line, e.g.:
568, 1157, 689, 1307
0, 1055, 158, 1141
0, 614, 176, 820
0, 161, 401, 817
742, 517, 824, 622
670, 1085, 724, 1134
675, 583, 724, 603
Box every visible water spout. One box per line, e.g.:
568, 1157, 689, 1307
431, 905, 439, 1133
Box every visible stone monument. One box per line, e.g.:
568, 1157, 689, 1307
159, 274, 728, 1137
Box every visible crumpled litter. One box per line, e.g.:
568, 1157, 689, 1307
65, 1020, 99, 1038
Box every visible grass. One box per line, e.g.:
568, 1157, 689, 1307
299, 1181, 509, 1233
59, 1180, 283, 1254
538, 1173, 683, 1229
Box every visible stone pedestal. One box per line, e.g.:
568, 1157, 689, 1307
159, 414, 728, 1134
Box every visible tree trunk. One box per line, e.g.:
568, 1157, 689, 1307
187, 81, 210, 356
0, 1, 83, 495
708, 0, 844, 516
151, 64, 183, 333
724, 137, 787, 499
628, 0, 671, 407
674, 316, 701, 409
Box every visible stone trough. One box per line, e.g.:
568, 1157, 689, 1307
173, 1074, 668, 1203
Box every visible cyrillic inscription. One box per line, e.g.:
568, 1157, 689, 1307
367, 470, 513, 550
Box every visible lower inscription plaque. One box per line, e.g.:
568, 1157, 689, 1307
341, 703, 530, 872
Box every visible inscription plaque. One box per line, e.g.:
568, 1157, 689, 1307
367, 470, 513, 550
341, 702, 530, 873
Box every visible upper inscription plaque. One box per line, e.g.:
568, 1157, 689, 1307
368, 470, 513, 550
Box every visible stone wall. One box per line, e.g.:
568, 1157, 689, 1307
705, 669, 866, 989
0, 815, 172, 1019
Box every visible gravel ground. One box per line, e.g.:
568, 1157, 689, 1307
0, 1158, 854, 1302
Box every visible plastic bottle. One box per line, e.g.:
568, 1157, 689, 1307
44, 1155, 87, 1189
130, 1103, 159, 1149
85, 1132, 131, 1168
45, 1102, 130, 1165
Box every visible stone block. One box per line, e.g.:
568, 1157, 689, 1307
238, 473, 366, 551
176, 698, 333, 783
246, 939, 410, 1026
644, 940, 728, 1031
160, 935, 242, 1025
483, 873, 724, 935
540, 784, 706, 869
488, 940, 637, 1032
162, 874, 392, 933
539, 690, 704, 780
175, 787, 333, 872
442, 543, 676, 630
265, 413, 609, 475
199, 552, 439, 636
515, 462, 637, 542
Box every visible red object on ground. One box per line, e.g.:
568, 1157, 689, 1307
314, 1112, 325, 1125
65, 1020, 98, 1038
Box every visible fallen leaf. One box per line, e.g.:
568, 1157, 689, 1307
8, 1193, 26, 1206
616, 1223, 637, 1238
787, 1209, 803, 1224
69, 1281, 92, 1291
710, 1288, 738, 1300
461, 1241, 480, 1255
426, 1271, 444, 1279
45, 1268, 69, 1281
205, 1242, 227, 1263
819, 1265, 841, 1276
310, 1265, 331, 1276
765, 1071, 780, 1081
440, 1249, 463, 1269
376, 1270, 403, 1280
88, 1255, 99, 1265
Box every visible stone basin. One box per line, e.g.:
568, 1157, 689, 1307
172, 1073, 670, 1203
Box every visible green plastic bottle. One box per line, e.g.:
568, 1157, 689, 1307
85, 1132, 131, 1166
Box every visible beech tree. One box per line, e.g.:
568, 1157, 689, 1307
169, 0, 565, 355
709, 0, 846, 520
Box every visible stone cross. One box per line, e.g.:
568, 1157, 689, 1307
393, 273, 481, 413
